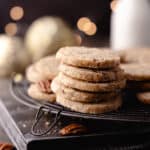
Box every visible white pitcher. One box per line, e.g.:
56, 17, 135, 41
111, 0, 150, 50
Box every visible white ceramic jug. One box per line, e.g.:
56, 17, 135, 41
111, 0, 150, 50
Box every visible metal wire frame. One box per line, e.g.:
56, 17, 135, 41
10, 79, 150, 123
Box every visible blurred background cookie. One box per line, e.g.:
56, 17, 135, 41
136, 92, 150, 104
115, 48, 150, 64
26, 55, 59, 83
121, 64, 150, 81
27, 83, 56, 102
121, 63, 150, 104
26, 55, 59, 102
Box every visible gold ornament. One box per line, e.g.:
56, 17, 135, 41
25, 16, 78, 62
0, 35, 31, 77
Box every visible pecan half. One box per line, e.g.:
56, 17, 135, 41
38, 80, 52, 93
59, 123, 88, 136
0, 143, 14, 150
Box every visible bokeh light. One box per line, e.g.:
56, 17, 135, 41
77, 17, 97, 36
84, 22, 97, 36
77, 17, 91, 31
10, 6, 24, 21
13, 73, 23, 83
5, 23, 17, 36
82, 22, 93, 32
110, 0, 119, 12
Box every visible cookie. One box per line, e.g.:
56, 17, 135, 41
115, 49, 150, 63
51, 77, 119, 103
115, 50, 140, 63
26, 65, 45, 83
56, 94, 122, 114
121, 64, 150, 81
59, 63, 124, 82
136, 92, 150, 104
27, 84, 55, 102
26, 55, 59, 83
56, 47, 120, 69
35, 55, 60, 79
58, 73, 126, 92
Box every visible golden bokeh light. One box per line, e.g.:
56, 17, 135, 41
5, 23, 17, 36
82, 22, 93, 32
110, 0, 119, 12
77, 17, 97, 36
10, 6, 24, 21
84, 22, 97, 36
13, 73, 23, 83
77, 17, 91, 31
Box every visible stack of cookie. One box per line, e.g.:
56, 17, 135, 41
26, 55, 59, 102
121, 63, 150, 104
51, 47, 126, 114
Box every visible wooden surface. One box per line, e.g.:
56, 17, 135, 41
0, 79, 11, 142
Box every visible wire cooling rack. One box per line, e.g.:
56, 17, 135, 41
10, 79, 150, 123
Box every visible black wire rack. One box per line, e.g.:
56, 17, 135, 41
10, 79, 150, 122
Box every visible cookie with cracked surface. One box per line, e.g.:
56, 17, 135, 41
35, 55, 59, 79
51, 77, 119, 103
27, 84, 55, 102
59, 63, 124, 82
56, 47, 120, 69
57, 73, 126, 92
26, 65, 43, 83
26, 55, 59, 83
56, 94, 122, 114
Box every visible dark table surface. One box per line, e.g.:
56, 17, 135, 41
1, 78, 150, 150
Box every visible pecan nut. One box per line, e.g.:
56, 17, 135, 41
38, 80, 52, 93
59, 123, 88, 136
0, 143, 14, 150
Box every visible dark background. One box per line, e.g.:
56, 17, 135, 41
0, 0, 111, 37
